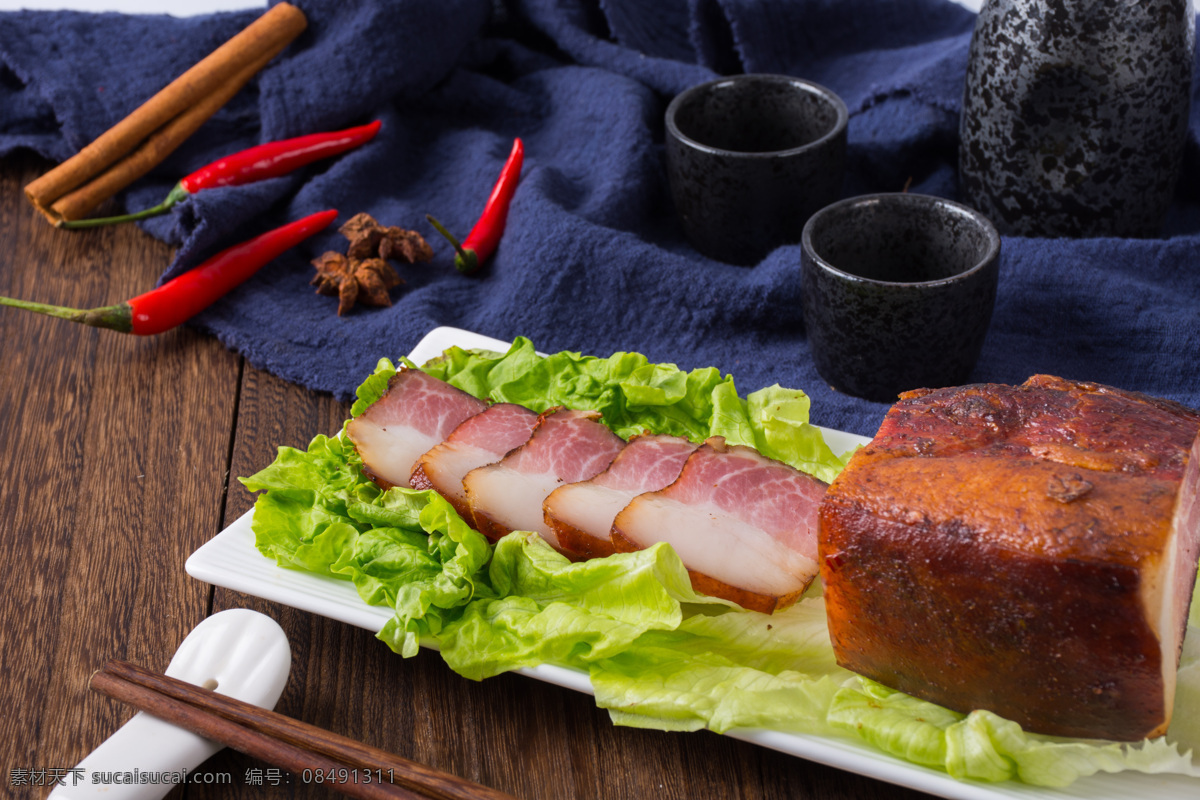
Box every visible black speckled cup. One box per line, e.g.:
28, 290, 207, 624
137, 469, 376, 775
666, 74, 848, 265
801, 194, 1001, 403
959, 0, 1194, 238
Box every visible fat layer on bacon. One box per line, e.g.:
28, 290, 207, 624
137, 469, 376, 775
611, 437, 828, 613
410, 403, 539, 523
346, 368, 488, 490
463, 408, 625, 551
545, 434, 700, 559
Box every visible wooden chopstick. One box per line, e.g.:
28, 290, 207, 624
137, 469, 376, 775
90, 660, 519, 800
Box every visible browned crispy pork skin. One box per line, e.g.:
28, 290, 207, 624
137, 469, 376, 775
819, 375, 1200, 741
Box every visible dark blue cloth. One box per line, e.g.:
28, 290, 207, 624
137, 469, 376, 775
1, 0, 1198, 439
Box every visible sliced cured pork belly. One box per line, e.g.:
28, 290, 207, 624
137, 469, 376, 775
463, 408, 625, 551
819, 375, 1200, 741
611, 437, 829, 613
346, 367, 488, 490
545, 434, 700, 559
410, 403, 539, 522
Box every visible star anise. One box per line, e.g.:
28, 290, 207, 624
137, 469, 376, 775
311, 251, 405, 316
354, 258, 404, 305
340, 213, 434, 263
310, 214, 431, 315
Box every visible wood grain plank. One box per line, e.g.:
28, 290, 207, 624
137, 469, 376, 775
206, 363, 405, 799
0, 153, 240, 794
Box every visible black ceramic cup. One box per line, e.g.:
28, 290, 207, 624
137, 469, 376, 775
959, 0, 1193, 238
666, 74, 848, 265
801, 194, 1001, 403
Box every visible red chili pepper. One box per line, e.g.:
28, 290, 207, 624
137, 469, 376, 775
426, 137, 524, 274
0, 209, 337, 335
60, 121, 381, 229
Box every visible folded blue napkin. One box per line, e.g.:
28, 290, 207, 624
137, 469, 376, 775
1, 0, 1197, 439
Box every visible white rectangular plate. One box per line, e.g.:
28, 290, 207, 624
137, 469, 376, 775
186, 325, 1198, 800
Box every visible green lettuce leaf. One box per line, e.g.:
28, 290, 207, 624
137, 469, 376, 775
239, 337, 1200, 789
242, 433, 378, 576
418, 337, 849, 478
590, 593, 852, 735
828, 675, 1200, 786
240, 433, 493, 657
1168, 630, 1200, 763
437, 534, 718, 679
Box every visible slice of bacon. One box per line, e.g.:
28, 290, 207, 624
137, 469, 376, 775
463, 408, 626, 551
611, 437, 828, 613
545, 434, 700, 559
410, 403, 539, 522
346, 367, 488, 490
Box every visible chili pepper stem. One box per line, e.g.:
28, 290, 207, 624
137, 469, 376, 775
0, 295, 132, 332
58, 183, 191, 229
425, 214, 479, 274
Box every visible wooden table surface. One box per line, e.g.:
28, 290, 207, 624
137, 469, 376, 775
0, 151, 936, 800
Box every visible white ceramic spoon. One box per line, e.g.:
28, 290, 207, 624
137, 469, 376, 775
48, 608, 292, 799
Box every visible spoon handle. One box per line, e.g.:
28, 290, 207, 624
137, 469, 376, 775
48, 609, 292, 800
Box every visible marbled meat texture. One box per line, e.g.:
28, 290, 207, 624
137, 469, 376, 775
410, 403, 539, 523
545, 434, 701, 559
463, 408, 626, 551
346, 367, 488, 490
819, 375, 1200, 741
611, 437, 828, 614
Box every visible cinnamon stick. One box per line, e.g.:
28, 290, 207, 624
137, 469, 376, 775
25, 2, 307, 224
91, 660, 521, 800
48, 47, 273, 223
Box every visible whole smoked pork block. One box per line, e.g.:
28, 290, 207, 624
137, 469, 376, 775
819, 375, 1200, 741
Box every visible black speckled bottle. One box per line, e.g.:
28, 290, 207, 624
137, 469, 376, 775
959, 0, 1194, 237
